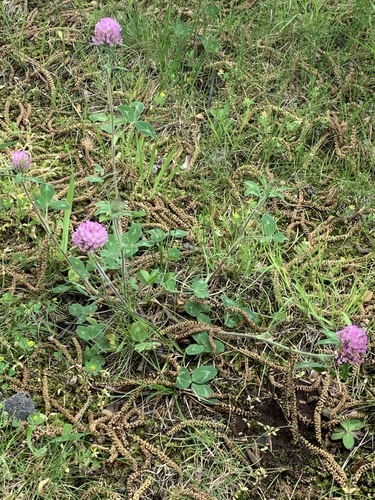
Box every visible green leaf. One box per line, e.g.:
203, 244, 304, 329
123, 223, 142, 245
0, 292, 16, 304
197, 313, 212, 324
190, 277, 209, 298
339, 362, 350, 382
167, 248, 181, 260
129, 321, 149, 342
331, 429, 346, 440
76, 325, 102, 341
224, 313, 241, 328
82, 303, 97, 315
139, 268, 157, 284
34, 194, 47, 209
146, 228, 167, 243
317, 338, 339, 346
69, 303, 84, 316
68, 269, 80, 283
69, 257, 86, 272
172, 19, 190, 36
259, 236, 272, 243
162, 273, 178, 292
342, 433, 355, 449
341, 419, 363, 432
201, 36, 221, 52
212, 340, 225, 354
118, 105, 135, 122
138, 270, 150, 285
184, 301, 211, 318
89, 112, 109, 122
192, 332, 210, 346
52, 285, 71, 293
135, 120, 157, 139
40, 183, 55, 202
94, 163, 105, 175
262, 214, 277, 237
130, 101, 144, 121
317, 330, 340, 346
241, 307, 259, 323
0, 140, 17, 150
99, 123, 111, 133
84, 355, 105, 374
26, 426, 47, 457
191, 383, 217, 402
86, 175, 104, 184
185, 344, 205, 355
94, 201, 112, 217
60, 164, 75, 256
191, 365, 217, 384
134, 341, 160, 353
206, 4, 220, 18
244, 181, 261, 197
191, 333, 224, 353
49, 200, 71, 211
122, 246, 140, 258
221, 294, 238, 308
50, 432, 86, 443
100, 118, 123, 133
272, 232, 286, 243
168, 229, 189, 238
176, 367, 191, 390
24, 176, 44, 185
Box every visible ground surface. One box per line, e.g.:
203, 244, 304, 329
1, 0, 375, 499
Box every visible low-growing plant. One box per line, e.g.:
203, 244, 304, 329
208, 177, 287, 284
175, 364, 218, 402
331, 419, 365, 450
314, 324, 368, 380
189, 276, 210, 299
2, 4, 375, 497
89, 100, 157, 143
184, 301, 212, 323
185, 332, 224, 356
128, 320, 161, 353
138, 268, 178, 293
221, 294, 259, 328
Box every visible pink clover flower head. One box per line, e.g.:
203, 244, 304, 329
11, 150, 32, 172
72, 220, 108, 252
92, 17, 122, 47
336, 325, 368, 365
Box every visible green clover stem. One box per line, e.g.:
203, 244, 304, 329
90, 254, 126, 306
224, 330, 334, 364
104, 57, 127, 285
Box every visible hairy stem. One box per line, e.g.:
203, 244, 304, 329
21, 180, 97, 296
105, 61, 127, 286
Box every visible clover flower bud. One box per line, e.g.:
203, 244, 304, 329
72, 220, 108, 252
336, 325, 368, 365
92, 17, 122, 47
11, 150, 32, 172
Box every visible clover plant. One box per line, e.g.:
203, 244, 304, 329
176, 365, 218, 402
331, 419, 364, 450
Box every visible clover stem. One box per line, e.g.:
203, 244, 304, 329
91, 254, 126, 306
21, 179, 99, 296
105, 59, 127, 285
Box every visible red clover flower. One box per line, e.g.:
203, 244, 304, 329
92, 17, 122, 47
11, 150, 32, 172
336, 325, 368, 365
72, 220, 108, 253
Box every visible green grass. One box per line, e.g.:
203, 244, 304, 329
1, 0, 375, 498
